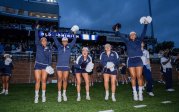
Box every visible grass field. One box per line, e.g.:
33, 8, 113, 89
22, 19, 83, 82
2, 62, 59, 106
0, 82, 179, 112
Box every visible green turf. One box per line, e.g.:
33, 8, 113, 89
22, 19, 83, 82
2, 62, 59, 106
0, 82, 179, 112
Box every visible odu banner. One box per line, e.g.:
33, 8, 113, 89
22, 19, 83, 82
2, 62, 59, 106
106, 36, 124, 42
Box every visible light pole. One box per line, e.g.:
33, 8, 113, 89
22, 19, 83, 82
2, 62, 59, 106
148, 0, 154, 38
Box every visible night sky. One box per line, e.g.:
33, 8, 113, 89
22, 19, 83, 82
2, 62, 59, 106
59, 0, 179, 47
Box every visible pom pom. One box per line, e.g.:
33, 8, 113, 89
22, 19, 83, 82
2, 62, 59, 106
146, 16, 152, 23
106, 62, 114, 69
71, 25, 79, 32
85, 62, 94, 72
5, 58, 12, 65
45, 66, 54, 75
140, 16, 147, 24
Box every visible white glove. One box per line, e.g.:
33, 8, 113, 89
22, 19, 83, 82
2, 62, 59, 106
85, 62, 94, 72
71, 25, 79, 32
5, 58, 12, 65
45, 66, 54, 75
106, 62, 114, 69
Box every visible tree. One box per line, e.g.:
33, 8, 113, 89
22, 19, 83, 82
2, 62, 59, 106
155, 41, 174, 53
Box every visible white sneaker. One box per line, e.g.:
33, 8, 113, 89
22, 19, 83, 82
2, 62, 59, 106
86, 96, 91, 100
105, 94, 109, 100
34, 96, 39, 103
166, 89, 175, 92
139, 93, 143, 101
63, 94, 67, 101
133, 91, 138, 101
5, 91, 8, 95
42, 96, 46, 103
148, 92, 154, 96
77, 96, 81, 101
0, 90, 5, 94
57, 95, 62, 102
112, 96, 116, 102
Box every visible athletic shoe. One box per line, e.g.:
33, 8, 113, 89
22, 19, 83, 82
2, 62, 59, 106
112, 96, 116, 102
77, 96, 81, 101
105, 94, 109, 100
63, 94, 67, 101
57, 95, 62, 102
42, 96, 46, 103
34, 96, 39, 103
86, 96, 91, 100
139, 93, 143, 101
0, 90, 5, 95
148, 92, 154, 96
133, 91, 138, 101
122, 82, 124, 85
166, 89, 175, 92
5, 91, 8, 95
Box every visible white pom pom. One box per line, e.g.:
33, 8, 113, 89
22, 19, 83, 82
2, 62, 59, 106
146, 16, 152, 23
5, 58, 12, 65
85, 62, 94, 72
110, 67, 115, 72
71, 25, 79, 32
140, 16, 147, 24
106, 62, 114, 69
45, 66, 54, 75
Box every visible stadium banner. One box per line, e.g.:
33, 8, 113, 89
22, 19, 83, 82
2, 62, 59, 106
106, 36, 124, 42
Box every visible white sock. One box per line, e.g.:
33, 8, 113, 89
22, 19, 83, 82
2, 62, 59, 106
112, 93, 115, 97
63, 90, 66, 95
139, 86, 143, 93
42, 90, 46, 97
106, 90, 109, 96
132, 86, 136, 92
58, 91, 61, 96
35, 90, 39, 97
86, 92, 89, 97
5, 90, 8, 92
78, 93, 80, 97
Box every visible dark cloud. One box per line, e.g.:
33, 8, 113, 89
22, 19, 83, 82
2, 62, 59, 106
60, 0, 179, 47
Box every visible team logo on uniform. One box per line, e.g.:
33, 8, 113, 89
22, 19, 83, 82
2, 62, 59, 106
111, 53, 114, 56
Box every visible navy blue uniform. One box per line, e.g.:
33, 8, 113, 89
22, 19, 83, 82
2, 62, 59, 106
1, 61, 13, 76
120, 66, 127, 75
117, 25, 148, 67
100, 51, 119, 75
34, 29, 52, 70
75, 55, 92, 73
52, 35, 76, 71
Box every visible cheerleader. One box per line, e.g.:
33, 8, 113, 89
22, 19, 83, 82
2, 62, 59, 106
75, 47, 94, 101
52, 25, 79, 102
0, 54, 13, 95
100, 44, 119, 102
174, 54, 179, 85
141, 42, 154, 96
120, 63, 128, 84
34, 25, 53, 103
161, 50, 175, 91
118, 16, 152, 101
